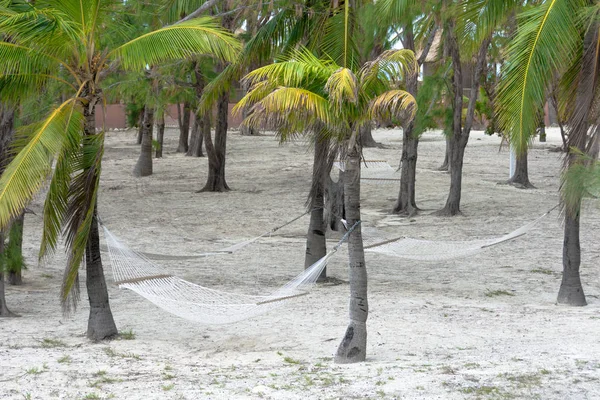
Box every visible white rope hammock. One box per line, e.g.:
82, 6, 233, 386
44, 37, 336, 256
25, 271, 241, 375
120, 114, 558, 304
333, 160, 400, 185
363, 209, 554, 261
100, 220, 358, 325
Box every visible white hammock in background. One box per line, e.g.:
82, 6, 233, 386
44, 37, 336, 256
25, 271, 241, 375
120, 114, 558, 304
363, 209, 554, 261
333, 160, 400, 184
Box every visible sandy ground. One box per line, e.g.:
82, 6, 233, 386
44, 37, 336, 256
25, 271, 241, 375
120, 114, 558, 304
1, 127, 599, 400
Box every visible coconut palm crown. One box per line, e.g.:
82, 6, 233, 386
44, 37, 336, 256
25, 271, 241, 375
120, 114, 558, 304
0, 0, 240, 322
234, 48, 418, 143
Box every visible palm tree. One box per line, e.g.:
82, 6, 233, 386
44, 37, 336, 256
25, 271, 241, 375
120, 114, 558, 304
0, 102, 16, 316
377, 0, 439, 216
0, 0, 239, 338
235, 42, 417, 362
497, 0, 598, 306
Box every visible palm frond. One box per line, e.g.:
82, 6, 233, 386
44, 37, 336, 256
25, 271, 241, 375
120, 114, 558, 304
0, 99, 83, 230
361, 49, 418, 94
232, 79, 277, 116
0, 41, 61, 77
375, 0, 418, 25
496, 0, 583, 154
0, 73, 75, 104
39, 113, 83, 260
0, 5, 81, 55
242, 48, 335, 89
61, 132, 103, 313
368, 89, 417, 124
325, 68, 359, 112
562, 152, 600, 212
244, 87, 334, 132
459, 0, 520, 46
110, 17, 240, 70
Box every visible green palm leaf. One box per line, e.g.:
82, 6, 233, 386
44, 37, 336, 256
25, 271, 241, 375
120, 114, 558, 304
110, 17, 240, 70
243, 49, 335, 90
39, 114, 83, 260
368, 89, 417, 124
326, 68, 359, 113
61, 133, 103, 312
0, 99, 83, 230
496, 0, 583, 154
243, 87, 334, 132
0, 42, 60, 77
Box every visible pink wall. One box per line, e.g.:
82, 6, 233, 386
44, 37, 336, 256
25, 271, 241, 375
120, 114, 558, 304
95, 104, 243, 130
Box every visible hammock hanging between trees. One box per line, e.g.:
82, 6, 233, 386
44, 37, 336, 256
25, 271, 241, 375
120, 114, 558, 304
333, 160, 400, 184
363, 208, 556, 261
100, 218, 359, 325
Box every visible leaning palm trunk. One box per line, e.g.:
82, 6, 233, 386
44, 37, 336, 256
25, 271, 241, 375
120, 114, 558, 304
134, 106, 154, 177
83, 101, 118, 340
359, 124, 378, 147
335, 144, 368, 364
305, 137, 329, 281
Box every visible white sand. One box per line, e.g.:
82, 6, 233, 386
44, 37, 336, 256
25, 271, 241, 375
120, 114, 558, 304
1, 127, 599, 400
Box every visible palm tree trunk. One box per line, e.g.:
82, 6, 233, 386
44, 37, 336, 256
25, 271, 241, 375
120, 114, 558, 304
507, 148, 534, 188
155, 110, 164, 158
188, 63, 207, 157
438, 136, 451, 172
136, 106, 144, 145
325, 174, 345, 231
557, 208, 586, 306
134, 106, 154, 177
177, 101, 191, 153
394, 67, 420, 216
85, 209, 118, 340
7, 213, 24, 285
335, 144, 368, 364
186, 113, 205, 157
0, 105, 21, 306
555, 22, 599, 307
437, 29, 490, 216
0, 231, 17, 317
305, 138, 329, 281
83, 99, 118, 340
359, 124, 379, 148
394, 126, 419, 215
200, 90, 230, 192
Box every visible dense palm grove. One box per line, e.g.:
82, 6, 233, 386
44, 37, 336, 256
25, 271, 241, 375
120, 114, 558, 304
0, 0, 598, 373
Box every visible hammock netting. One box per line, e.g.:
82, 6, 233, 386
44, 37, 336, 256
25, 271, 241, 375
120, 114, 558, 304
363, 212, 549, 261
333, 160, 400, 184
101, 218, 344, 325
101, 208, 551, 324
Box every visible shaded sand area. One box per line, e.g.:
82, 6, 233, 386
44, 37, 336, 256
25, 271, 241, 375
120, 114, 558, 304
1, 127, 599, 399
